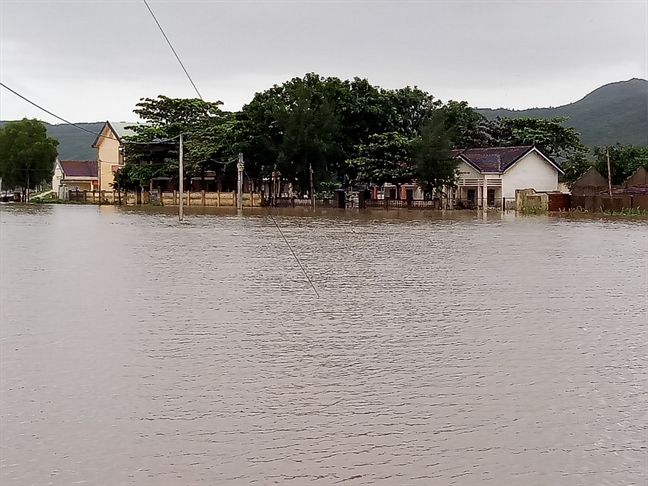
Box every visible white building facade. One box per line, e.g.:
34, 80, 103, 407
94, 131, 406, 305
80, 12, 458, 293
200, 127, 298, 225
452, 146, 563, 209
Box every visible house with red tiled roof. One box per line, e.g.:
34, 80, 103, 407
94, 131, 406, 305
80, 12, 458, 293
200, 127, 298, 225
52, 159, 98, 196
452, 146, 564, 209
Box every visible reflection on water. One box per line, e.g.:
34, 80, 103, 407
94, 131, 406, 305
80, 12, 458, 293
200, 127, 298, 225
1, 204, 646, 485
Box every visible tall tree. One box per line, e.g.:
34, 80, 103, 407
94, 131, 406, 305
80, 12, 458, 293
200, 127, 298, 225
411, 114, 457, 193
239, 74, 342, 193
0, 118, 59, 193
440, 100, 493, 148
117, 95, 233, 189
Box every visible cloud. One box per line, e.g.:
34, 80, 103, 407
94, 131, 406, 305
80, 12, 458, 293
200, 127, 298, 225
1, 0, 646, 122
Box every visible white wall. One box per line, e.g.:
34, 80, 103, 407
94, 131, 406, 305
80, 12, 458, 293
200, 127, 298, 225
502, 150, 559, 199
52, 162, 63, 194
456, 160, 481, 179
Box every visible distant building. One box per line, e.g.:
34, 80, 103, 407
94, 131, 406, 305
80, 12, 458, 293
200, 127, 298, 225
453, 146, 563, 209
52, 159, 98, 197
92, 122, 136, 192
570, 166, 608, 197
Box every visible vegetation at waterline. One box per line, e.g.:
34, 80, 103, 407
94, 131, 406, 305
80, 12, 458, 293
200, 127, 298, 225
520, 204, 545, 215
115, 73, 593, 194
0, 118, 59, 193
600, 207, 648, 216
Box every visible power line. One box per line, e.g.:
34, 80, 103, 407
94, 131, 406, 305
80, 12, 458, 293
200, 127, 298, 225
0, 82, 107, 138
142, 0, 203, 100
266, 210, 320, 298
0, 81, 179, 145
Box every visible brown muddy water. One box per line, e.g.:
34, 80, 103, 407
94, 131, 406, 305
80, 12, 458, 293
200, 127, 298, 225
0, 204, 646, 485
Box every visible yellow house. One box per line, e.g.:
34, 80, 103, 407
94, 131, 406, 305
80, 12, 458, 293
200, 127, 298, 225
92, 122, 136, 191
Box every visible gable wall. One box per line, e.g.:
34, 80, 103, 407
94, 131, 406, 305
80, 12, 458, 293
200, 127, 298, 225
96, 125, 122, 191
501, 150, 558, 198
456, 159, 481, 180
52, 162, 63, 194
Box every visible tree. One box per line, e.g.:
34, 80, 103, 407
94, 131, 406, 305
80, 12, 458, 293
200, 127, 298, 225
440, 100, 493, 148
561, 151, 592, 185
592, 144, 648, 185
411, 114, 457, 193
116, 95, 233, 189
0, 118, 59, 196
239, 74, 342, 193
491, 116, 587, 159
347, 132, 414, 186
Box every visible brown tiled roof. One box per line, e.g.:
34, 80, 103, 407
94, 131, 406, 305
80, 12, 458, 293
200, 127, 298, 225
60, 160, 98, 178
454, 146, 534, 173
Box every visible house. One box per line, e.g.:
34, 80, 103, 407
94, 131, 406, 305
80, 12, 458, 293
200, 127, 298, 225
452, 146, 563, 209
52, 159, 98, 197
569, 166, 648, 211
622, 166, 648, 188
92, 121, 136, 191
570, 166, 608, 196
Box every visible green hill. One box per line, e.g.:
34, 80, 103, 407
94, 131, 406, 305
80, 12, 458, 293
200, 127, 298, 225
476, 78, 648, 147
0, 121, 104, 160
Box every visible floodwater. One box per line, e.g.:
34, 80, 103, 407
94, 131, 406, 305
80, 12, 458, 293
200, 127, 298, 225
1, 204, 646, 485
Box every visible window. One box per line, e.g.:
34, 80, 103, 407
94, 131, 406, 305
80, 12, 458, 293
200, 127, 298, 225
467, 189, 476, 205
487, 188, 495, 206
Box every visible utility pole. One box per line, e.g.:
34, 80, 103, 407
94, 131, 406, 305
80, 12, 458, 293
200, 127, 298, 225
237, 153, 244, 211
309, 163, 315, 210
606, 146, 613, 197
179, 133, 184, 222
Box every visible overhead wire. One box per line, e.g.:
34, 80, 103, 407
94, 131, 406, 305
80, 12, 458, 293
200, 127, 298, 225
1, 82, 107, 138
0, 82, 179, 145
142, 0, 203, 100
243, 169, 320, 297
139, 0, 320, 296
2, 2, 320, 297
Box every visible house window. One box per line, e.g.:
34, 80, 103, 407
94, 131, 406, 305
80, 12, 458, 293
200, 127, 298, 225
487, 188, 495, 206
467, 189, 476, 205
388, 188, 397, 199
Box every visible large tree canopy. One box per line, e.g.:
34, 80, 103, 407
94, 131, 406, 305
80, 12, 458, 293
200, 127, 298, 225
0, 118, 58, 190
490, 116, 587, 159
116, 73, 619, 194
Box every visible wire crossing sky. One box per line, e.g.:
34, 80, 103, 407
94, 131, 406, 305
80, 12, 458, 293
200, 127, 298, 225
0, 0, 646, 123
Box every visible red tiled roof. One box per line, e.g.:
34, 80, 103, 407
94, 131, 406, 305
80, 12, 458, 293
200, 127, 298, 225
60, 160, 98, 178
454, 146, 534, 172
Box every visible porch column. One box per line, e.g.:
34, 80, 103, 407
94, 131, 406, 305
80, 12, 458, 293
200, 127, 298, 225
483, 177, 488, 209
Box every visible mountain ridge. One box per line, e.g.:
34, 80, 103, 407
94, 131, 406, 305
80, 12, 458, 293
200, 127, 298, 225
476, 78, 648, 147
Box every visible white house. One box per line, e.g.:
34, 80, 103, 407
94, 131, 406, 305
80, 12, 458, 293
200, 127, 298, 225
52, 159, 99, 198
451, 146, 563, 209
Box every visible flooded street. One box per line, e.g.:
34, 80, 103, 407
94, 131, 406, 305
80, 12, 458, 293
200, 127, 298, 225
1, 204, 646, 485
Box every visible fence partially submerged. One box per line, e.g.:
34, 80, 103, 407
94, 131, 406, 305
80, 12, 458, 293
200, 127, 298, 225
68, 190, 262, 207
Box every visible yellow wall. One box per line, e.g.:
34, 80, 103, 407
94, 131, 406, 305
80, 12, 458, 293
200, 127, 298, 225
65, 180, 94, 191
96, 125, 123, 191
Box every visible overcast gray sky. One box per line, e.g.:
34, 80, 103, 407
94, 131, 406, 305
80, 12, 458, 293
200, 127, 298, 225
1, 0, 646, 123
